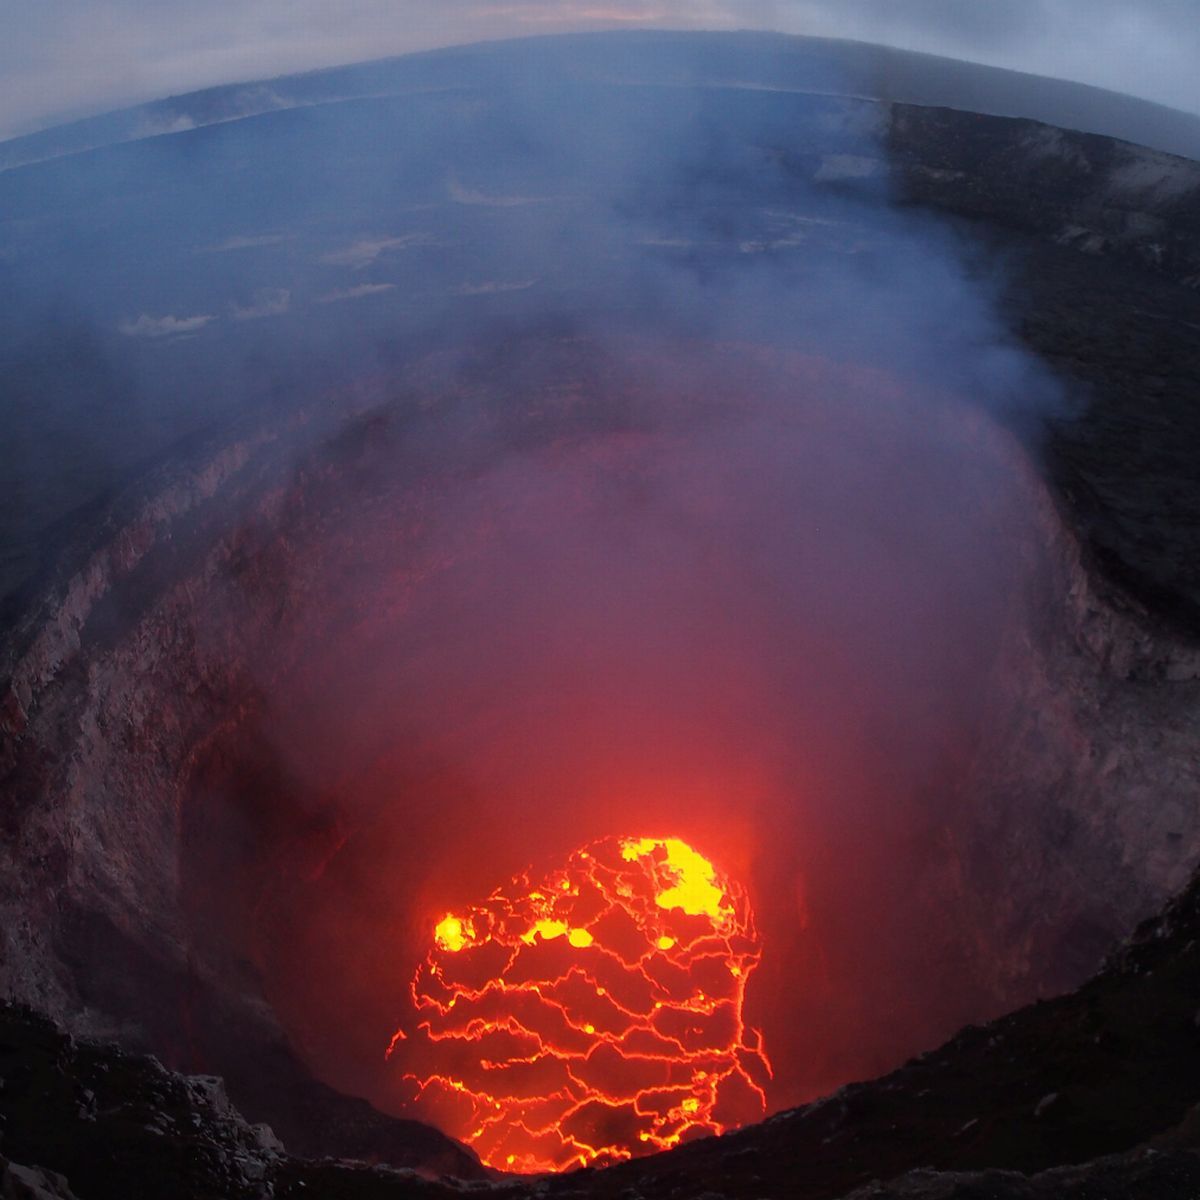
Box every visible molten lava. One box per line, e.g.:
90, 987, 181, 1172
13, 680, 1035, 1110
387, 836, 771, 1173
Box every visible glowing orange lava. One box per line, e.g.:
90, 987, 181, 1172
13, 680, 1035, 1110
387, 836, 771, 1174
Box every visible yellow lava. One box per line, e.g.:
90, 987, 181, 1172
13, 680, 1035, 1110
434, 915, 469, 953
403, 835, 769, 1173
620, 837, 731, 923
521, 919, 568, 945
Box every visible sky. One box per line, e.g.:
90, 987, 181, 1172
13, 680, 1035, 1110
1, 0, 1198, 140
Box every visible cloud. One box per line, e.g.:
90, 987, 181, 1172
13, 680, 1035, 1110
478, 2, 675, 23
200, 233, 288, 253
785, 0, 1172, 50
320, 235, 427, 269
448, 178, 555, 207
118, 312, 216, 338
453, 279, 538, 295
135, 113, 197, 137
232, 288, 291, 319
759, 0, 1200, 113
316, 282, 396, 303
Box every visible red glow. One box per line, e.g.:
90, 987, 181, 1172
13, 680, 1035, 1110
387, 835, 771, 1173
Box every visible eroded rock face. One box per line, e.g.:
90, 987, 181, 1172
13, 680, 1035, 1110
0, 391, 488, 1177
936, 446, 1200, 1009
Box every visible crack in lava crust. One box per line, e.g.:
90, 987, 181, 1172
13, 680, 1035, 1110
387, 836, 772, 1173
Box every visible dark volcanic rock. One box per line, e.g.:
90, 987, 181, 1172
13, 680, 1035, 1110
887, 104, 1200, 288
872, 102, 1200, 635
0, 1001, 498, 1200
0, 1002, 508, 1199
1017, 246, 1200, 638
841, 1149, 1200, 1200
0, 1005, 279, 1200
0, 1157, 79, 1199
0, 992, 487, 1190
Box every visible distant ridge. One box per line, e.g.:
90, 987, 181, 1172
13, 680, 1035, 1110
4, 30, 1200, 172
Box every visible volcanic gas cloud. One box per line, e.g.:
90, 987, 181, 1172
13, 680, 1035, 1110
389, 836, 770, 1173
216, 344, 1043, 1168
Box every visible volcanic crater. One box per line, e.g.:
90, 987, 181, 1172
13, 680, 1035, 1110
3, 329, 1199, 1178
3, 30, 1200, 1200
